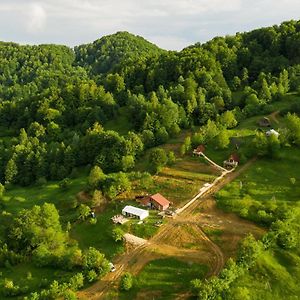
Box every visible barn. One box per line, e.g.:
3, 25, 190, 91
122, 205, 149, 220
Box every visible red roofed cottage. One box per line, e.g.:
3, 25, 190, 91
141, 193, 171, 211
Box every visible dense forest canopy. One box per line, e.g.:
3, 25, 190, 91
1, 22, 300, 186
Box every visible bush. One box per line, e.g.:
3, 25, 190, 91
69, 273, 84, 290
120, 272, 133, 291
167, 151, 176, 165
36, 177, 47, 186
91, 190, 106, 208
139, 172, 153, 189
112, 227, 124, 242
239, 208, 248, 218
63, 289, 77, 300
89, 218, 97, 225
59, 178, 71, 190
86, 269, 98, 282
2, 278, 21, 297
78, 204, 91, 221
88, 166, 105, 189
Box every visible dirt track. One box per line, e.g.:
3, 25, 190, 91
78, 158, 261, 300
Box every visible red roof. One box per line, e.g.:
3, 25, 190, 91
150, 193, 170, 207
229, 153, 240, 163
195, 145, 205, 153
140, 197, 150, 206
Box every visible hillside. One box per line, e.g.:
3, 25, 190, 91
0, 20, 299, 299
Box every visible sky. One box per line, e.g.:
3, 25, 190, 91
0, 0, 300, 50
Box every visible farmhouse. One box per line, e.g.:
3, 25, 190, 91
122, 205, 149, 220
266, 129, 280, 137
223, 154, 239, 169
141, 193, 171, 211
193, 144, 205, 156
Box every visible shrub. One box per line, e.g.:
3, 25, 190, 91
59, 178, 71, 190
120, 272, 133, 291
78, 204, 91, 221
86, 270, 98, 282
63, 289, 77, 300
239, 208, 248, 218
69, 273, 84, 290
89, 218, 97, 225
36, 177, 47, 186
112, 227, 124, 242
167, 151, 176, 165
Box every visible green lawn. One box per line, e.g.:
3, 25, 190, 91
2, 171, 88, 215
70, 201, 126, 259
71, 201, 164, 258
123, 210, 164, 239
118, 258, 208, 300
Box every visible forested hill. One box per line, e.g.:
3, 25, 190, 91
74, 31, 165, 74
0, 20, 300, 186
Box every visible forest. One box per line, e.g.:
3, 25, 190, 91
0, 20, 300, 299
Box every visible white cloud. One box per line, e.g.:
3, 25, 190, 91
142, 0, 241, 16
0, 0, 299, 49
26, 3, 47, 34
148, 35, 190, 51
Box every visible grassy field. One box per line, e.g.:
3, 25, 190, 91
71, 201, 163, 258
70, 201, 126, 259
123, 210, 165, 239
118, 258, 208, 300
134, 156, 219, 207
134, 128, 220, 207
227, 249, 300, 299
216, 146, 300, 218
2, 174, 88, 214
0, 171, 89, 240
